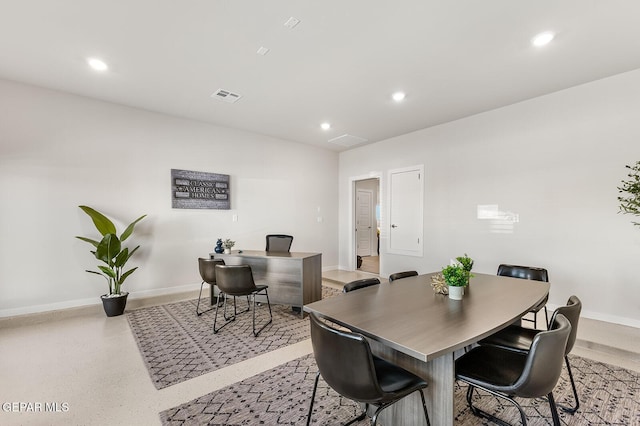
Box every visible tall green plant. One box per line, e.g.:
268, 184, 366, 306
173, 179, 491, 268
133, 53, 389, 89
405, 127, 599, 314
76, 206, 146, 296
618, 161, 640, 228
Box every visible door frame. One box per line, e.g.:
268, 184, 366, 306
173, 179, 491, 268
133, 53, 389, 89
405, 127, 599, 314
349, 172, 383, 273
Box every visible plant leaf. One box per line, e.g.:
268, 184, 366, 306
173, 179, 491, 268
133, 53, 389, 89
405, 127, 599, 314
95, 234, 121, 264
120, 215, 146, 242
97, 265, 116, 279
75, 236, 100, 248
79, 205, 116, 236
119, 267, 138, 284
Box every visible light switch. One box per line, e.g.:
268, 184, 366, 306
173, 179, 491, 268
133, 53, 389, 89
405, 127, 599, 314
232, 214, 238, 222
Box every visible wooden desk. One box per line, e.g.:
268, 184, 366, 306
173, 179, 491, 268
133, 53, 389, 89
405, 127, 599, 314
304, 272, 549, 426
210, 251, 322, 312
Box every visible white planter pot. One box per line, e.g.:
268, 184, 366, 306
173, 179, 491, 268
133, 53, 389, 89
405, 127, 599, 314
448, 285, 464, 300
224, 248, 231, 254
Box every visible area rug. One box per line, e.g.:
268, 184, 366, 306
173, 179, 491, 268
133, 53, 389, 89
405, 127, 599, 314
160, 354, 639, 425
127, 285, 341, 389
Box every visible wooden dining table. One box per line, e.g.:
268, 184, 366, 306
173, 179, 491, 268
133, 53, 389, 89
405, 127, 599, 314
303, 272, 550, 426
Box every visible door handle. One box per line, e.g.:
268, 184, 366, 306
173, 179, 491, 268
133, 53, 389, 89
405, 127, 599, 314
391, 224, 398, 228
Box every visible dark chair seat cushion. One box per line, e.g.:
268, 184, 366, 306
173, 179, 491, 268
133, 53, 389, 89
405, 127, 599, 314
455, 346, 527, 395
373, 356, 427, 397
224, 284, 269, 297
478, 324, 539, 353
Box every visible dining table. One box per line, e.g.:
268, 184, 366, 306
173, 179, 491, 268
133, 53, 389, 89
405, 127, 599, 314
303, 272, 550, 426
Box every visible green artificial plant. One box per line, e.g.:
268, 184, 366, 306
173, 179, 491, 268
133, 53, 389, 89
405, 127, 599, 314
76, 206, 146, 296
441, 264, 468, 287
618, 161, 640, 228
455, 253, 475, 286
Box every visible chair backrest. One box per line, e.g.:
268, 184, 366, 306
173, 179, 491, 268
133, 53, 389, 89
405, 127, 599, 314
550, 295, 582, 354
497, 264, 549, 282
388, 271, 418, 282
198, 258, 225, 284
265, 234, 293, 252
309, 313, 384, 402
215, 264, 257, 296
511, 314, 571, 398
343, 278, 381, 293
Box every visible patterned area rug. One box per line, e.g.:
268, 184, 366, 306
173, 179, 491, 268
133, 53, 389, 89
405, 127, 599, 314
160, 354, 639, 425
127, 286, 341, 389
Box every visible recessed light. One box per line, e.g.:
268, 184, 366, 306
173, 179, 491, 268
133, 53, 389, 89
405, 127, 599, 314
256, 46, 270, 56
392, 92, 406, 102
320, 122, 331, 131
284, 17, 300, 29
531, 31, 555, 47
87, 58, 108, 71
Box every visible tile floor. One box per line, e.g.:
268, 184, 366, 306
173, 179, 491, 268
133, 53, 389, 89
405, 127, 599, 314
0, 271, 638, 425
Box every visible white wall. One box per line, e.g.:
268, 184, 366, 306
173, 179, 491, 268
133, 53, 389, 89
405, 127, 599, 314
339, 69, 640, 327
0, 79, 339, 316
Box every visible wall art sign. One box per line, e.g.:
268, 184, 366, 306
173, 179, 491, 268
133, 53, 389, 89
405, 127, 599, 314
171, 169, 230, 209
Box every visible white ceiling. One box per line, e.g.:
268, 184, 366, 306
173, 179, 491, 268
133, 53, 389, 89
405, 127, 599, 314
2, 1, 640, 152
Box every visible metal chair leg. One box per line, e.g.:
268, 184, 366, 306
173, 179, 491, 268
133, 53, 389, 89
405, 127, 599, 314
196, 282, 214, 316
465, 383, 527, 426
252, 289, 273, 337
213, 293, 235, 334
548, 392, 561, 426
306, 372, 320, 426
558, 355, 580, 414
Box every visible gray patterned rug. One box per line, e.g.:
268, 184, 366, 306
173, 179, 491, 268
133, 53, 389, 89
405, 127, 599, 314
160, 354, 639, 425
127, 286, 341, 389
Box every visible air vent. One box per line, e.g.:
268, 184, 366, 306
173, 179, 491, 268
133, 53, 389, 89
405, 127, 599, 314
211, 89, 242, 104
328, 134, 368, 147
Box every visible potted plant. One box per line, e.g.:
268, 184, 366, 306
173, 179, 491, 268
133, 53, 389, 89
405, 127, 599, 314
76, 206, 146, 317
441, 264, 467, 300
455, 253, 474, 287
223, 239, 235, 254
618, 160, 640, 227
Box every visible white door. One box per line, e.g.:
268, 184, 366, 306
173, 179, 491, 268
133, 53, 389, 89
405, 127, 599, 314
356, 189, 373, 256
388, 166, 423, 256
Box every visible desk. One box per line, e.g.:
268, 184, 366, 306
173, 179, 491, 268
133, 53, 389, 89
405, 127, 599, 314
210, 251, 322, 312
304, 272, 549, 426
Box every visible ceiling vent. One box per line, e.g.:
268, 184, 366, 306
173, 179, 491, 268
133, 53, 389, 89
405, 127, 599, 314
211, 89, 242, 104
328, 134, 369, 147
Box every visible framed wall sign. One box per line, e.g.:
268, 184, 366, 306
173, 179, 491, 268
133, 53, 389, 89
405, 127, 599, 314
171, 169, 230, 209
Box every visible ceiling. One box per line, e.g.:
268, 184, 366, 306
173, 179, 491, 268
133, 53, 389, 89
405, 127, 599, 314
2, 1, 640, 152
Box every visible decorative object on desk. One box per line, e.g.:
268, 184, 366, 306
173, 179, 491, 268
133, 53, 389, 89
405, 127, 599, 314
214, 238, 224, 254
171, 169, 230, 210
455, 253, 475, 287
617, 160, 640, 228
75, 205, 146, 317
222, 238, 235, 254
430, 273, 448, 295
442, 264, 467, 300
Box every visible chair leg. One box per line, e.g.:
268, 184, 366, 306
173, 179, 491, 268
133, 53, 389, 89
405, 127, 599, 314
213, 293, 236, 334
544, 306, 550, 330
548, 392, 561, 426
465, 382, 527, 426
306, 372, 320, 426
558, 355, 580, 414
196, 282, 214, 316
252, 289, 273, 337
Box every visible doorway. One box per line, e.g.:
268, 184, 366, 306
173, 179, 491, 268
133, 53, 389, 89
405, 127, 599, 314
354, 178, 380, 274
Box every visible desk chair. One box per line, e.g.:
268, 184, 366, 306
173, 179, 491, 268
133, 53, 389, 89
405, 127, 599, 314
388, 270, 418, 282
306, 313, 430, 426
342, 278, 380, 293
479, 295, 582, 414
456, 314, 571, 426
196, 258, 225, 316
214, 265, 272, 337
265, 234, 293, 252
497, 264, 549, 329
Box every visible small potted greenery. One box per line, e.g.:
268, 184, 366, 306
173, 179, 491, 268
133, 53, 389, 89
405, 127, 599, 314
455, 253, 474, 287
618, 161, 640, 228
223, 239, 235, 254
76, 206, 146, 317
441, 264, 467, 300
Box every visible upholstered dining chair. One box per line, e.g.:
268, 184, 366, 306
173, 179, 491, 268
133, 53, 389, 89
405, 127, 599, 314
388, 270, 418, 282
213, 265, 273, 337
306, 313, 430, 426
456, 314, 571, 426
265, 234, 293, 252
497, 264, 549, 329
196, 258, 225, 316
478, 295, 582, 414
342, 277, 381, 293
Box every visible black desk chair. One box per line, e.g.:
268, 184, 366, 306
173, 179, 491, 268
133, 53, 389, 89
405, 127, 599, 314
497, 264, 549, 329
265, 234, 293, 252
306, 313, 430, 426
456, 314, 571, 426
196, 258, 225, 316
342, 277, 381, 293
388, 270, 418, 282
213, 265, 272, 337
479, 295, 582, 414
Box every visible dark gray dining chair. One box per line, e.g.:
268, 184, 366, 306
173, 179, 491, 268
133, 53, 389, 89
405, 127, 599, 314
388, 270, 418, 282
456, 314, 571, 426
479, 295, 582, 414
342, 277, 381, 293
196, 258, 225, 316
214, 265, 272, 337
497, 264, 549, 329
265, 234, 293, 252
306, 313, 430, 426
